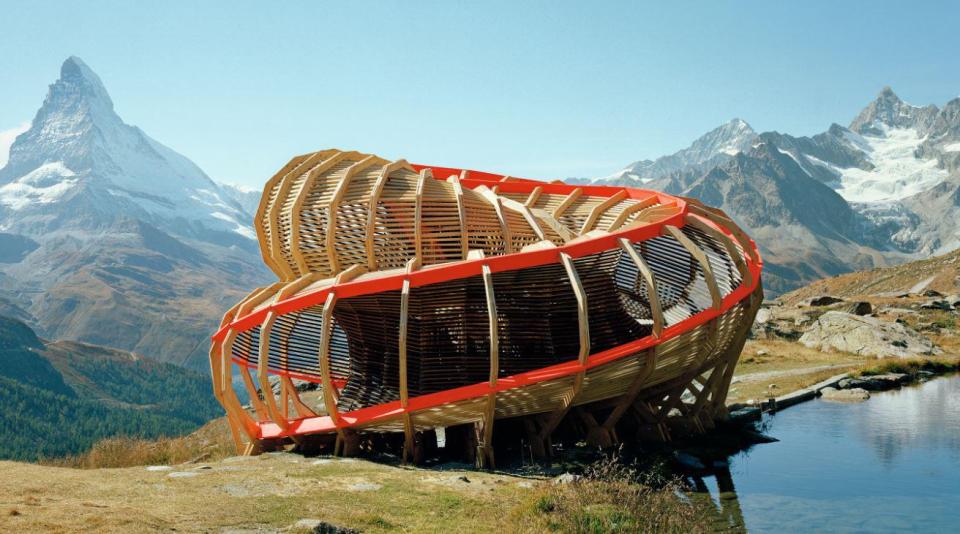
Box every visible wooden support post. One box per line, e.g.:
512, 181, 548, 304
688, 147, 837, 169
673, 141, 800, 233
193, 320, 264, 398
602, 348, 658, 436
399, 257, 420, 463
477, 257, 498, 469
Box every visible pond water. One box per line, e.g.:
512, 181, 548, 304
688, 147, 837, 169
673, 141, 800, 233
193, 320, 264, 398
695, 375, 960, 532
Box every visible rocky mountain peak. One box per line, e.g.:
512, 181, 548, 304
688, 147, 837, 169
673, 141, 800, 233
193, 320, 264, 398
57, 56, 115, 112
850, 86, 939, 135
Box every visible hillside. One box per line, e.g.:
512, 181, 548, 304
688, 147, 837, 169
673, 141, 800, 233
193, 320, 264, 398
781, 248, 960, 305
0, 316, 220, 460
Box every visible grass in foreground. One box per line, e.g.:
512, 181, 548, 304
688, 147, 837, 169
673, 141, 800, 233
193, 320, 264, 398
511, 455, 708, 533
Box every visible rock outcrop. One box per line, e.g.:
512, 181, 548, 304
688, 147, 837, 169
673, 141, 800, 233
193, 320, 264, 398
799, 311, 939, 358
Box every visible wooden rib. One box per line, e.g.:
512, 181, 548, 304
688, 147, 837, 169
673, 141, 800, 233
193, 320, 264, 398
317, 292, 339, 423
257, 312, 287, 428
551, 188, 582, 218
663, 225, 722, 310
473, 185, 514, 253
327, 155, 380, 275
618, 238, 664, 337
219, 330, 260, 441
686, 215, 753, 288
480, 255, 497, 468
365, 159, 409, 270
530, 208, 576, 242
524, 186, 543, 207
452, 173, 469, 259
414, 169, 429, 263
254, 152, 315, 276
288, 151, 356, 275
580, 190, 627, 233
606, 196, 659, 231
269, 150, 333, 278
538, 252, 590, 442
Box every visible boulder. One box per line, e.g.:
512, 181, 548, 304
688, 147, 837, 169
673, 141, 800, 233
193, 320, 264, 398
799, 311, 940, 358
821, 387, 870, 401
837, 373, 909, 391
920, 299, 952, 311
803, 295, 844, 307
843, 301, 873, 316
945, 295, 960, 309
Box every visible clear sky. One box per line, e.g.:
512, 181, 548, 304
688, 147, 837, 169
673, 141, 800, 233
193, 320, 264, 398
1, 1, 958, 187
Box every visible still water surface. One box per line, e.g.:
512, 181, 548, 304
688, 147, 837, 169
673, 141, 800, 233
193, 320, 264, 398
696, 376, 960, 532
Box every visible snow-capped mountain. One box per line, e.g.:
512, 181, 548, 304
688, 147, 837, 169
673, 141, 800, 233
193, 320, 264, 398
0, 57, 270, 369
0, 57, 255, 243
581, 118, 757, 185
585, 88, 960, 295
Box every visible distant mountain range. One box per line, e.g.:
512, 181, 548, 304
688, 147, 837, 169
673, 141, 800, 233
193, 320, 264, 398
573, 88, 960, 295
0, 57, 271, 369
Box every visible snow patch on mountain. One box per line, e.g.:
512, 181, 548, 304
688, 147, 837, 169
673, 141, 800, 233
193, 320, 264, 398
828, 125, 947, 203
944, 142, 960, 153
0, 162, 79, 210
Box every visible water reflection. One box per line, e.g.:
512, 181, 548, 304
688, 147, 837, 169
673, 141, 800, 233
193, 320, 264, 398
692, 376, 960, 533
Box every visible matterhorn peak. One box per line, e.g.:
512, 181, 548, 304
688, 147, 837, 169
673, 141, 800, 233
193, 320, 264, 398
58, 56, 114, 107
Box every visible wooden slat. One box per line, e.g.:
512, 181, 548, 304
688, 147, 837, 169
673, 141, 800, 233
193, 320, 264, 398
272, 151, 334, 278
365, 159, 409, 270
288, 151, 355, 275
327, 155, 380, 275
524, 186, 543, 207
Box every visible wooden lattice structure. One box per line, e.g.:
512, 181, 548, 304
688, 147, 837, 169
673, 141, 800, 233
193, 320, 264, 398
210, 149, 763, 465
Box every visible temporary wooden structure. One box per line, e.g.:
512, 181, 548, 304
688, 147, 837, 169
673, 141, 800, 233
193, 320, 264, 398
211, 149, 763, 464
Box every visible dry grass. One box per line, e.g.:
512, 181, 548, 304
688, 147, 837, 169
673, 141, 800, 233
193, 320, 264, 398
855, 356, 960, 377
43, 418, 235, 469
511, 455, 707, 533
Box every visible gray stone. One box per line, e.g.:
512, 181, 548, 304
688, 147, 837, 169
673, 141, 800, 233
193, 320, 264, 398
821, 387, 870, 401
555, 473, 579, 485
844, 301, 873, 316
800, 311, 939, 358
841, 373, 910, 391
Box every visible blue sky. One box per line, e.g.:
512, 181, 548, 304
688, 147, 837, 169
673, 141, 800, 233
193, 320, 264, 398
1, 1, 958, 187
